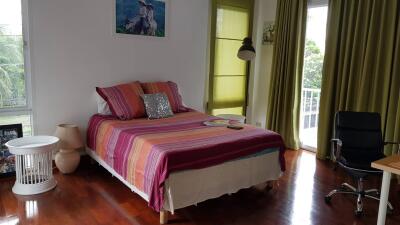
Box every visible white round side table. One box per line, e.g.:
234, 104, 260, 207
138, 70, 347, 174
6, 136, 59, 195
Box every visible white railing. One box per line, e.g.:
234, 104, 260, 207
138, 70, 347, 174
300, 88, 320, 130
300, 88, 321, 148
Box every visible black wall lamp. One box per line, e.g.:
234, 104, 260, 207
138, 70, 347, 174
237, 37, 256, 61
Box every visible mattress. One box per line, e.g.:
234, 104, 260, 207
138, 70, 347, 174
86, 147, 282, 213
163, 148, 282, 212
87, 111, 285, 211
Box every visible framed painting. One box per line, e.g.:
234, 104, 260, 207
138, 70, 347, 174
0, 124, 23, 178
262, 21, 275, 45
115, 0, 167, 37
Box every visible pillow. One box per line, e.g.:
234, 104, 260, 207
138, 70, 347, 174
95, 92, 112, 115
95, 82, 189, 116
141, 93, 174, 119
96, 81, 145, 120
141, 81, 189, 113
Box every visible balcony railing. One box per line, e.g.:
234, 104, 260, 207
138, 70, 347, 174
300, 88, 320, 148
300, 88, 320, 130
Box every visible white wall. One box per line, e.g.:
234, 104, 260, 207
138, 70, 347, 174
247, 0, 277, 128
28, 0, 210, 136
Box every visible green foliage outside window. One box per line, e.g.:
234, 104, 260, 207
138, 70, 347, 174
0, 25, 26, 108
303, 39, 323, 89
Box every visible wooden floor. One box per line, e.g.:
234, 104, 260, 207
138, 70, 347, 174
1, 150, 400, 225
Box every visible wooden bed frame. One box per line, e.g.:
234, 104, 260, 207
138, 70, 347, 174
86, 148, 280, 224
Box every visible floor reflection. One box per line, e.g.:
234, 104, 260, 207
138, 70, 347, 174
25, 200, 38, 219
290, 151, 316, 225
1, 150, 399, 224
0, 216, 19, 225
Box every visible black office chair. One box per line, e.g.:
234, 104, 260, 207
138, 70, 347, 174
324, 111, 399, 216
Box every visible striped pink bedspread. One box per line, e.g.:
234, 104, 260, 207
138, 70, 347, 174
87, 111, 285, 211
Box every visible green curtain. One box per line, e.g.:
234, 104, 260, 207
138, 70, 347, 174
317, 0, 400, 159
266, 0, 307, 150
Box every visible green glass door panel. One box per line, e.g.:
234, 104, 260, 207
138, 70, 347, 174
214, 39, 247, 75
213, 76, 246, 107
208, 0, 253, 116
216, 5, 249, 39
212, 107, 244, 115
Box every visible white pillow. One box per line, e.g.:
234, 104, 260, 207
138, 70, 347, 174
95, 92, 112, 115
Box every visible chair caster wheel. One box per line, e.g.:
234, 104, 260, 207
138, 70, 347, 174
355, 210, 363, 217
324, 196, 331, 204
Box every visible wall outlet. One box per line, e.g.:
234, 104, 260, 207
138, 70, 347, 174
255, 122, 262, 127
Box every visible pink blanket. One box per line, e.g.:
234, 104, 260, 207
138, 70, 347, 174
87, 111, 285, 211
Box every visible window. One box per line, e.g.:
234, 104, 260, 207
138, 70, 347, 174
0, 0, 32, 136
299, 2, 328, 150
208, 0, 253, 116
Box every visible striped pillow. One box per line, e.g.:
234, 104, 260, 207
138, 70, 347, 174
141, 81, 188, 113
96, 81, 145, 120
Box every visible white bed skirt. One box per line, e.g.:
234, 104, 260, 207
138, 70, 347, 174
86, 148, 282, 213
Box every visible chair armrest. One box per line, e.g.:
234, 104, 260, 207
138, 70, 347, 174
331, 139, 342, 145
331, 139, 342, 162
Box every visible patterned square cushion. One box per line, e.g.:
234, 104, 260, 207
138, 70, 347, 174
141, 81, 189, 113
96, 81, 145, 120
141, 93, 174, 119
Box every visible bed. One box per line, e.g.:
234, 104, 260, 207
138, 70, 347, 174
86, 110, 285, 224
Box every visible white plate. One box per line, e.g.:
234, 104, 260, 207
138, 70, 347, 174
203, 120, 230, 127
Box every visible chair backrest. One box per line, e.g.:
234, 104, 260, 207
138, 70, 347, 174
335, 111, 383, 157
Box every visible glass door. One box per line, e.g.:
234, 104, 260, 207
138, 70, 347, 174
208, 0, 253, 116
299, 4, 328, 151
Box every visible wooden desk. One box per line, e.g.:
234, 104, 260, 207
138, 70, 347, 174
371, 155, 400, 225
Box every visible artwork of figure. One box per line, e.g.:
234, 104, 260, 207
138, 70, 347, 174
116, 0, 166, 37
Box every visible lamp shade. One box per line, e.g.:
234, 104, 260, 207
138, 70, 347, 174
237, 37, 256, 61
54, 124, 84, 149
